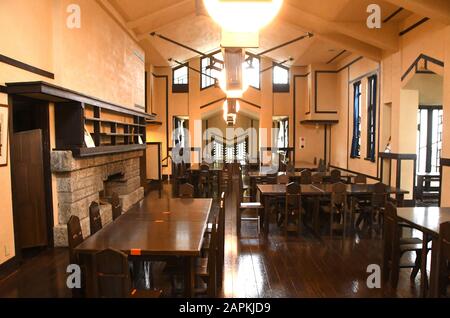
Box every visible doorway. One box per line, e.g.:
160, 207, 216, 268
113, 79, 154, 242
10, 96, 54, 259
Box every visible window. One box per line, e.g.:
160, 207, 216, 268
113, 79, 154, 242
172, 64, 189, 93
416, 107, 443, 174
351, 81, 362, 158
275, 118, 289, 149
245, 54, 260, 89
273, 64, 290, 92
366, 75, 377, 162
173, 117, 188, 148
201, 52, 223, 89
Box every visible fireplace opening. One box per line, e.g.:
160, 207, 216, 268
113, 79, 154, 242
100, 172, 125, 201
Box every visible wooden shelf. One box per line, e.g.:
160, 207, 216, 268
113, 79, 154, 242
100, 132, 143, 137
85, 117, 146, 127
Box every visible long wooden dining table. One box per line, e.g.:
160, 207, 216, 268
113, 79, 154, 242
248, 170, 358, 200
396, 207, 450, 298
75, 198, 213, 297
257, 183, 409, 237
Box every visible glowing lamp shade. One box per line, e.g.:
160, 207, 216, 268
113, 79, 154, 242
203, 0, 284, 33
219, 67, 250, 98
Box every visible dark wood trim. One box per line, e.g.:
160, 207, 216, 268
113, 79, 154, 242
6, 81, 152, 118
349, 69, 379, 84
0, 256, 18, 276
324, 125, 327, 166
200, 97, 227, 109
336, 56, 364, 73
0, 85, 7, 93
326, 50, 347, 65
440, 158, 450, 166
383, 8, 403, 23
0, 54, 54, 79
378, 152, 417, 160
401, 54, 444, 81
399, 18, 429, 36
300, 120, 339, 125
145, 71, 148, 113
256, 33, 312, 57
238, 98, 262, 110
329, 165, 379, 181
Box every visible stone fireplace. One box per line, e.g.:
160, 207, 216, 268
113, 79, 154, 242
51, 150, 144, 247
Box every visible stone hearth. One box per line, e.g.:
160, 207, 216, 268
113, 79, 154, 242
51, 150, 144, 247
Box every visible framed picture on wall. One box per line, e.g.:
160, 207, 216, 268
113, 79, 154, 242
0, 105, 9, 166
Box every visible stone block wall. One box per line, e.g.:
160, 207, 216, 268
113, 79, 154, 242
51, 150, 144, 246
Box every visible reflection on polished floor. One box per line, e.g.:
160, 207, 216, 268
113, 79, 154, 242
0, 182, 421, 298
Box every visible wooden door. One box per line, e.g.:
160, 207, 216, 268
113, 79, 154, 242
12, 129, 48, 248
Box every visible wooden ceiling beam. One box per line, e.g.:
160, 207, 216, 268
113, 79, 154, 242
383, 0, 450, 25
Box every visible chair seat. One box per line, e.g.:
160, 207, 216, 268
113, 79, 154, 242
195, 258, 209, 277
240, 202, 263, 209
130, 288, 162, 298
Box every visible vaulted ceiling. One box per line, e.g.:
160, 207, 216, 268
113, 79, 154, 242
97, 0, 450, 67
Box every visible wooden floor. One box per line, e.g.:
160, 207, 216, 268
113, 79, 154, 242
0, 181, 423, 298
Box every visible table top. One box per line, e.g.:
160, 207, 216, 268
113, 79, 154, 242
189, 163, 224, 171
397, 207, 450, 237
75, 198, 212, 256
257, 183, 408, 196
248, 171, 356, 178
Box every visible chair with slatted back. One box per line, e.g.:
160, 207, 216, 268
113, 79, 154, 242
95, 248, 162, 298
195, 213, 219, 297
217, 192, 226, 289
277, 174, 290, 185
67, 215, 85, 297
311, 173, 323, 185
219, 165, 231, 193
320, 182, 348, 238
199, 163, 211, 197
330, 169, 342, 184
318, 159, 326, 172
179, 183, 195, 198
286, 164, 296, 174
111, 192, 122, 221
436, 221, 450, 297
355, 182, 386, 233
89, 201, 102, 235
354, 174, 367, 184
284, 182, 302, 236
300, 169, 312, 184
274, 174, 291, 226
238, 171, 263, 236
382, 202, 427, 288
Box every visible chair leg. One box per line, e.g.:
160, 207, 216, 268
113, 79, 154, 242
411, 251, 421, 281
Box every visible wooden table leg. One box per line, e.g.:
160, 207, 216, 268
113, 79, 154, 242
313, 197, 321, 237
184, 256, 195, 298
429, 237, 439, 297
420, 232, 430, 298
263, 195, 270, 237
397, 194, 405, 207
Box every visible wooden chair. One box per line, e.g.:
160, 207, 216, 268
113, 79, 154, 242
217, 192, 226, 289
238, 171, 263, 236
382, 202, 428, 288
266, 172, 278, 185
67, 215, 85, 297
317, 159, 326, 172
277, 174, 290, 184
311, 173, 323, 185
89, 202, 102, 235
284, 182, 302, 236
219, 165, 231, 193
354, 174, 367, 184
320, 182, 348, 238
355, 182, 386, 233
436, 221, 450, 297
300, 169, 312, 184
330, 169, 342, 184
179, 183, 194, 198
199, 163, 211, 197
195, 213, 219, 297
111, 192, 122, 221
95, 248, 161, 298
286, 164, 296, 174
